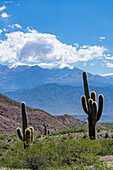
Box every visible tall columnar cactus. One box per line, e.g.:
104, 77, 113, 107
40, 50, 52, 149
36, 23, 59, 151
43, 124, 48, 135
17, 102, 34, 149
81, 71, 104, 140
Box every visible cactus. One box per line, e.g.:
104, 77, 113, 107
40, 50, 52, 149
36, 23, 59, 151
48, 130, 50, 135
17, 102, 34, 148
81, 71, 104, 139
43, 124, 48, 135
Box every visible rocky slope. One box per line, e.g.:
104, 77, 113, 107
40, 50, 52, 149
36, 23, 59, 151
0, 93, 88, 134
55, 114, 87, 129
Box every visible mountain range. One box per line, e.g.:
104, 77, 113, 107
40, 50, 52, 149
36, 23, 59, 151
0, 64, 113, 122
0, 64, 113, 93
4, 83, 113, 117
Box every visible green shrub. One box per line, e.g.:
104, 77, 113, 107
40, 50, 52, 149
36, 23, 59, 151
104, 133, 109, 139
0, 135, 113, 169
82, 134, 88, 139
98, 139, 113, 156
0, 135, 8, 140
49, 128, 85, 136
97, 129, 100, 133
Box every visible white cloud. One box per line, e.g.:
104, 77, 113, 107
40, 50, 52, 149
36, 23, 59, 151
102, 73, 113, 76
38, 63, 74, 69
106, 62, 113, 68
99, 36, 106, 41
9, 62, 29, 69
91, 63, 95, 66
0, 29, 3, 34
74, 43, 79, 48
105, 56, 113, 60
3, 28, 8, 32
8, 24, 22, 29
0, 5, 6, 12
82, 45, 89, 49
107, 54, 111, 57
0, 29, 107, 65
1, 12, 9, 18
76, 45, 106, 62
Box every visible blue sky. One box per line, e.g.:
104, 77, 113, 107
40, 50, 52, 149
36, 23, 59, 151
0, 0, 113, 75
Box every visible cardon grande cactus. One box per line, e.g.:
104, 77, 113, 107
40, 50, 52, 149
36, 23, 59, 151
43, 124, 47, 135
81, 71, 104, 140
17, 102, 34, 149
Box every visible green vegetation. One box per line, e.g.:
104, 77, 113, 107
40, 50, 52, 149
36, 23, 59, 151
81, 71, 104, 140
49, 128, 86, 136
1, 131, 113, 169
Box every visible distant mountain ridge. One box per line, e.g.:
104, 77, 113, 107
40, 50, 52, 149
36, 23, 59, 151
4, 83, 113, 117
0, 64, 113, 92
0, 64, 113, 122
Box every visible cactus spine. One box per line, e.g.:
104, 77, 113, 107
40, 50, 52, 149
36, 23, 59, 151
17, 102, 34, 148
81, 71, 104, 139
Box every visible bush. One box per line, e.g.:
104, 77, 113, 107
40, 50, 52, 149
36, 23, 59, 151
98, 139, 113, 156
104, 133, 109, 139
0, 135, 113, 169
49, 128, 85, 136
97, 129, 100, 133
0, 136, 103, 169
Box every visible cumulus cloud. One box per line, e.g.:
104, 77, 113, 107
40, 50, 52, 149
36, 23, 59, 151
0, 29, 107, 65
106, 62, 113, 68
0, 29, 3, 34
74, 43, 79, 48
105, 56, 113, 60
99, 36, 106, 41
1, 12, 9, 18
0, 5, 6, 12
91, 63, 95, 66
3, 28, 8, 32
8, 24, 22, 29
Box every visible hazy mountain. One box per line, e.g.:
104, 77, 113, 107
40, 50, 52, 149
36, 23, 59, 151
4, 83, 113, 117
102, 74, 113, 84
0, 64, 113, 92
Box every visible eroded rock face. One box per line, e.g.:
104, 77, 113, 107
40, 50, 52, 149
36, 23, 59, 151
0, 94, 68, 134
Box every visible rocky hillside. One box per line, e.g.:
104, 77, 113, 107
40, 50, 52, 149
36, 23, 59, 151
55, 114, 87, 129
0, 93, 88, 134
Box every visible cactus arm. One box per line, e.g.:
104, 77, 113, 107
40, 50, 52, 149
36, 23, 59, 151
21, 102, 27, 135
81, 96, 88, 114
29, 126, 34, 142
25, 128, 31, 149
83, 71, 90, 104
92, 101, 97, 125
91, 91, 96, 101
96, 94, 104, 122
88, 99, 93, 116
16, 127, 23, 140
